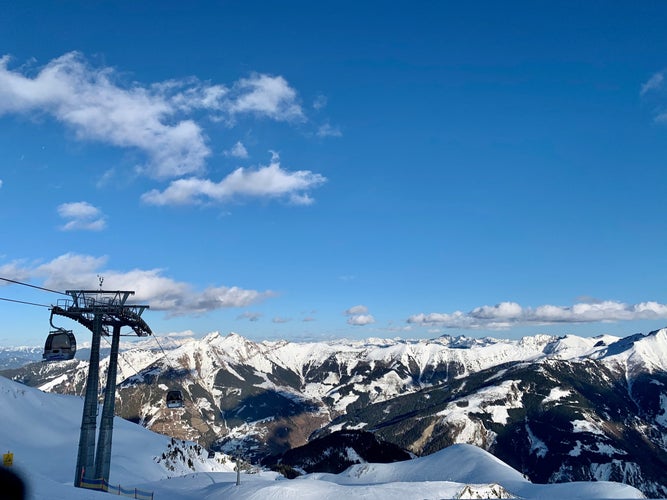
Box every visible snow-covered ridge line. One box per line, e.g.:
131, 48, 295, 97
161, 328, 667, 380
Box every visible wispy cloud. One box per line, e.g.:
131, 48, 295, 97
641, 71, 664, 96
0, 260, 32, 286
640, 70, 667, 122
317, 122, 342, 138
313, 95, 328, 110
141, 153, 326, 206
237, 311, 262, 322
407, 300, 667, 329
345, 304, 375, 326
57, 201, 106, 231
1, 253, 274, 315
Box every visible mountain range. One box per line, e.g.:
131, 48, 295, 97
2, 328, 667, 497
1, 370, 644, 499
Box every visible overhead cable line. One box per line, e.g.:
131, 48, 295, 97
0, 276, 68, 295
152, 333, 219, 434
0, 296, 51, 308
101, 335, 143, 383
152, 334, 172, 362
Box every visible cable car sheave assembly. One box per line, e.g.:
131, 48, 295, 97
49, 290, 152, 489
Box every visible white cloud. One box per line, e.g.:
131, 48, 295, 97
470, 302, 522, 320
0, 53, 308, 180
141, 154, 326, 206
272, 316, 291, 323
0, 260, 32, 286
407, 300, 667, 329
227, 73, 304, 122
641, 71, 664, 96
3, 253, 273, 315
0, 53, 209, 179
344, 304, 375, 326
345, 305, 368, 315
57, 201, 106, 231
225, 141, 249, 159
347, 314, 375, 326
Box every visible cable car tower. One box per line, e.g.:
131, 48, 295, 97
50, 288, 151, 488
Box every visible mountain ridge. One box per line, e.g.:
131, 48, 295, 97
2, 328, 667, 496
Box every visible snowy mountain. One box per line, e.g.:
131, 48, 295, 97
0, 346, 43, 369
0, 374, 644, 499
2, 328, 667, 496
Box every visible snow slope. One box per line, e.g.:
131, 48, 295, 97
0, 376, 646, 499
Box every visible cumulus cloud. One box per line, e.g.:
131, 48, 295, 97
345, 304, 375, 326
272, 316, 291, 323
347, 314, 375, 326
0, 53, 307, 180
57, 201, 106, 231
141, 153, 326, 206
224, 141, 249, 159
407, 300, 667, 329
2, 253, 273, 315
227, 73, 304, 122
0, 53, 209, 179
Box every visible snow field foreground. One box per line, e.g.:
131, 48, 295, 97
0, 375, 646, 499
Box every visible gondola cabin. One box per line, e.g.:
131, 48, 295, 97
43, 328, 76, 361
166, 390, 184, 409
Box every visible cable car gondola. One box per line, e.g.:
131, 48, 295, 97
43, 328, 77, 361
166, 390, 184, 409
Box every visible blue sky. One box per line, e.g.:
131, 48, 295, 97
1, 1, 667, 346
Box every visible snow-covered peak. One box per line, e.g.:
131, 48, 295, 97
602, 327, 667, 375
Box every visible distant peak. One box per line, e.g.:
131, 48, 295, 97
647, 327, 667, 337
203, 331, 221, 342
